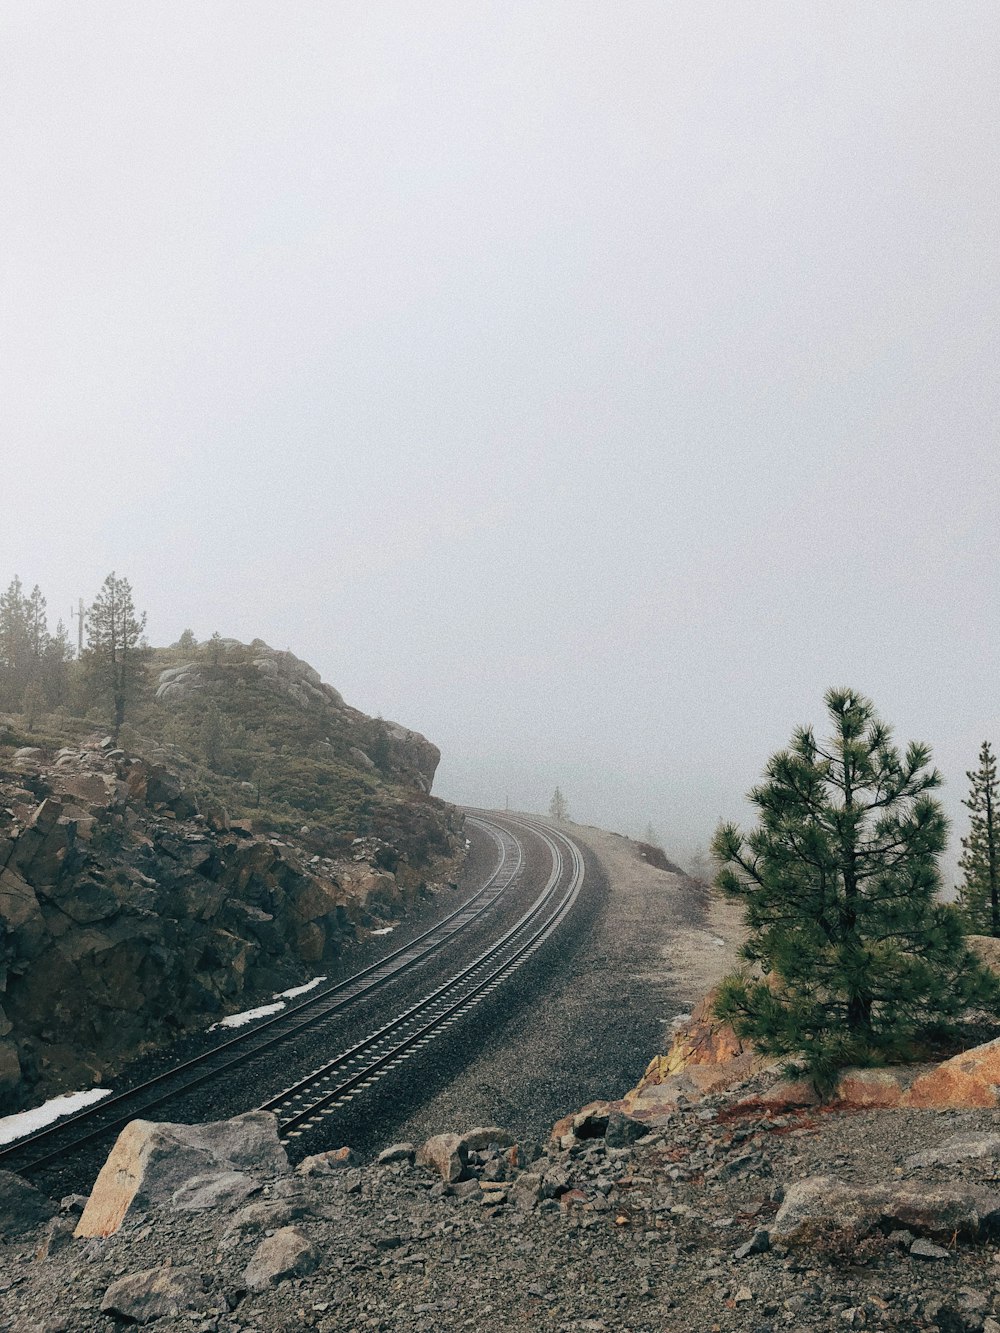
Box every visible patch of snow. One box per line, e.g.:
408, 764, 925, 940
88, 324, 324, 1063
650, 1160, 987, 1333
276, 976, 327, 1000
712, 937, 726, 947
209, 1001, 285, 1031
0, 1086, 114, 1147
370, 926, 395, 936
207, 976, 329, 1031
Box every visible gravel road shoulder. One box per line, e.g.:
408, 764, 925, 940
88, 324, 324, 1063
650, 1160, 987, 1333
375, 817, 744, 1150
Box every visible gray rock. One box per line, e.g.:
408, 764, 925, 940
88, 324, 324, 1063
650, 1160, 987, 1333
34, 1216, 76, 1261
461, 1126, 516, 1152
605, 1111, 651, 1148
377, 1143, 415, 1166
909, 1237, 951, 1260
243, 1226, 320, 1292
296, 1147, 360, 1176
510, 1172, 543, 1210
222, 1195, 316, 1243
100, 1266, 208, 1323
540, 1166, 571, 1199
0, 1170, 57, 1239
771, 1175, 1000, 1245
170, 1169, 260, 1212
733, 1229, 770, 1259
907, 1133, 1000, 1169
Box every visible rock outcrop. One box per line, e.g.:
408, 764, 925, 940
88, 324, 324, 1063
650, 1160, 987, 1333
152, 639, 441, 792
626, 975, 1000, 1119
0, 739, 461, 1110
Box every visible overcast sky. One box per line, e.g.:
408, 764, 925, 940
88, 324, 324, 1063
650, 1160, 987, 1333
2, 3, 998, 873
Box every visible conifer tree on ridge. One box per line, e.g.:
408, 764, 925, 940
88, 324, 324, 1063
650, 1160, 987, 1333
957, 740, 1000, 938
712, 688, 997, 1091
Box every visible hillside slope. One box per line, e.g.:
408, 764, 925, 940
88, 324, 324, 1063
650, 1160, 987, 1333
0, 640, 463, 1112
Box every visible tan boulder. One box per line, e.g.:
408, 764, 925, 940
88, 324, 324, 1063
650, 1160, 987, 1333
835, 1066, 932, 1108
296, 1146, 359, 1176
75, 1111, 288, 1237
101, 1266, 209, 1322
905, 1038, 1000, 1109
659, 991, 747, 1070
416, 1132, 467, 1182
623, 988, 772, 1113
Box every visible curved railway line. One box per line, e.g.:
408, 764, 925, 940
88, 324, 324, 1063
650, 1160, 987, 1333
0, 813, 585, 1178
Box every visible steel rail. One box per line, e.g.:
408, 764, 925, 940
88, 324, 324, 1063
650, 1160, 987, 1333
0, 817, 522, 1174
267, 815, 586, 1141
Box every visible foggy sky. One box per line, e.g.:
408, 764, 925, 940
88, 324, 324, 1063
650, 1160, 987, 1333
3, 3, 998, 874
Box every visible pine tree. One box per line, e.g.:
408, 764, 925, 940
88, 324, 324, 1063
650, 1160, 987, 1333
0, 576, 31, 707
549, 787, 568, 821
86, 573, 149, 738
21, 680, 45, 733
201, 702, 227, 772
957, 741, 1000, 938
712, 688, 997, 1091
41, 619, 73, 707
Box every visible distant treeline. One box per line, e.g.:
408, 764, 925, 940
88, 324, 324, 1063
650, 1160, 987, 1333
0, 577, 74, 713
0, 572, 147, 736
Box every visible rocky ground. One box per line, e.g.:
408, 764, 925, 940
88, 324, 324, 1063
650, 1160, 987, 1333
5, 822, 1000, 1331
5, 1080, 1000, 1332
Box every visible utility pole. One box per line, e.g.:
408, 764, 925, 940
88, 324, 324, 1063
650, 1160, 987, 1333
70, 598, 85, 656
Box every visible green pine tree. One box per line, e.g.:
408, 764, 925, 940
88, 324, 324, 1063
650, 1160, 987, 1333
201, 702, 228, 772
712, 688, 997, 1092
549, 787, 568, 821
0, 575, 31, 707
85, 572, 149, 739
21, 679, 45, 733
956, 741, 1000, 938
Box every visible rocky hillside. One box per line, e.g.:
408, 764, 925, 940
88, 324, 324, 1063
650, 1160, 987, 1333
0, 642, 463, 1114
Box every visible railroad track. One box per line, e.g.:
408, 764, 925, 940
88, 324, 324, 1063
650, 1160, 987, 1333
0, 816, 524, 1175
266, 814, 585, 1143
0, 814, 585, 1175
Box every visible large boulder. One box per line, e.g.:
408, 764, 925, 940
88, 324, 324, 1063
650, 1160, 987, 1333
905, 1038, 1000, 1109
771, 1176, 1000, 1246
243, 1226, 320, 1292
100, 1267, 209, 1323
75, 1111, 288, 1237
416, 1132, 468, 1183
0, 1169, 57, 1239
